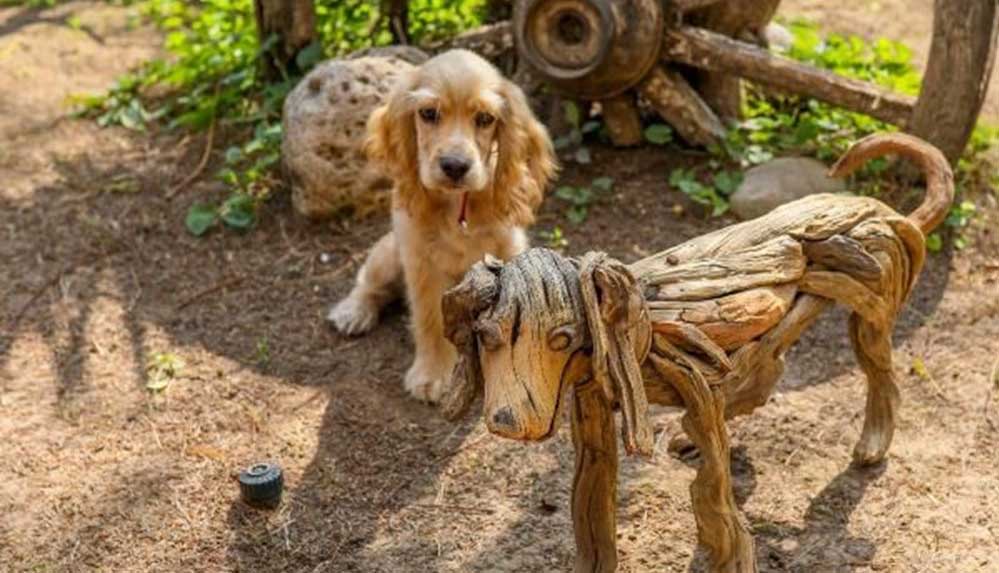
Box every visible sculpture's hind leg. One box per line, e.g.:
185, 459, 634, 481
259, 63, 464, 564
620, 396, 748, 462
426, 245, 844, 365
848, 313, 900, 466
681, 384, 756, 572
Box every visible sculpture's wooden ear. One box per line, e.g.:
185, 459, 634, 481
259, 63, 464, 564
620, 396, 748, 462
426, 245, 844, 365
579, 252, 654, 457
441, 256, 503, 420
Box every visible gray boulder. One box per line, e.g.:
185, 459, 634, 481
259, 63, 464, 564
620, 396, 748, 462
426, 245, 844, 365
729, 156, 847, 220
282, 48, 426, 219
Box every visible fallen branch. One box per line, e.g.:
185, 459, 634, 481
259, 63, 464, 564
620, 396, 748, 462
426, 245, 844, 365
175, 275, 246, 310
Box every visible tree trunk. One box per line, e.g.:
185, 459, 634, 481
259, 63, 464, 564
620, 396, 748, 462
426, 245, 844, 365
383, 0, 410, 44
254, 0, 317, 82
909, 0, 999, 164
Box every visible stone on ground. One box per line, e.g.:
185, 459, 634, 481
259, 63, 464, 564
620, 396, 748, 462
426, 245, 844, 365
729, 156, 847, 220
282, 48, 427, 219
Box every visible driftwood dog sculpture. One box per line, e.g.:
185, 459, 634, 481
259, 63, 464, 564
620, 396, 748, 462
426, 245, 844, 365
440, 133, 953, 572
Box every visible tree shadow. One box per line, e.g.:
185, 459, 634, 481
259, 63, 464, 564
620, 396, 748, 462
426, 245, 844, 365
0, 3, 107, 44
678, 447, 886, 572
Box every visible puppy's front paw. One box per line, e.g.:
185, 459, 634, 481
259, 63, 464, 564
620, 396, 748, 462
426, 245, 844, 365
404, 362, 449, 403
327, 296, 378, 335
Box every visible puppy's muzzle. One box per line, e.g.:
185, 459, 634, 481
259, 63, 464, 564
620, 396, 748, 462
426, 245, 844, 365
439, 155, 472, 183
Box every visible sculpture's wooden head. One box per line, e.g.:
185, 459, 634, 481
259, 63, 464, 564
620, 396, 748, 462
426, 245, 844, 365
441, 248, 654, 455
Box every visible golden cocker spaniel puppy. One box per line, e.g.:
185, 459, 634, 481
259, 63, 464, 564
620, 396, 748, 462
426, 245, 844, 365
329, 49, 557, 402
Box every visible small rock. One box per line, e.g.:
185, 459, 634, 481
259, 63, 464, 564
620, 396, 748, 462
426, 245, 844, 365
763, 23, 794, 53
282, 48, 427, 219
729, 157, 846, 220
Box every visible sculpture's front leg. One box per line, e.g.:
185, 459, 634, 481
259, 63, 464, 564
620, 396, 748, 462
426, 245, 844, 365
571, 379, 619, 572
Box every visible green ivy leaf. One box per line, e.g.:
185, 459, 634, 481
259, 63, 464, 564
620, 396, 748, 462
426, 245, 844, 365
591, 177, 614, 192
295, 41, 324, 71
563, 100, 581, 129
567, 205, 588, 225
712, 171, 742, 196
581, 120, 602, 135
185, 203, 218, 236
574, 147, 592, 164
925, 233, 943, 253
220, 194, 256, 230
643, 124, 673, 145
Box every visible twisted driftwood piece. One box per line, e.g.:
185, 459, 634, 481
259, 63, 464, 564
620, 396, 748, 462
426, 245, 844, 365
440, 133, 953, 572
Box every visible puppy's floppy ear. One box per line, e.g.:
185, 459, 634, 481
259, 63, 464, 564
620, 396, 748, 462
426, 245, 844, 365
492, 80, 558, 226
579, 252, 654, 457
364, 74, 421, 203
440, 256, 504, 420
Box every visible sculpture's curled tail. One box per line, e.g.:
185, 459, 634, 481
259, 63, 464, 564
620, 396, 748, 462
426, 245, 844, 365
829, 132, 955, 235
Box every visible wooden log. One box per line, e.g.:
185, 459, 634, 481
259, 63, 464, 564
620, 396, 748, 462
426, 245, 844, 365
381, 0, 410, 44
663, 26, 917, 126
571, 379, 619, 573
684, 0, 782, 121
638, 66, 726, 146
799, 269, 891, 327
669, 0, 722, 13
802, 235, 883, 286
431, 21, 514, 61
909, 0, 999, 164
600, 93, 643, 147
721, 293, 831, 418
649, 284, 796, 350
254, 0, 317, 81
641, 236, 807, 301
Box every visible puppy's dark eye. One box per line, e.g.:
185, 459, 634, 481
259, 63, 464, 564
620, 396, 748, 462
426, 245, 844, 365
418, 108, 439, 124
475, 112, 495, 128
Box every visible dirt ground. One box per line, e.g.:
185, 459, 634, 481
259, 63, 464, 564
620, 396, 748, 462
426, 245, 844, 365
1, 2, 998, 572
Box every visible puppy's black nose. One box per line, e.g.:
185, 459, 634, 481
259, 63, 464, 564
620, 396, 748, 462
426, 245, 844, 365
439, 155, 471, 182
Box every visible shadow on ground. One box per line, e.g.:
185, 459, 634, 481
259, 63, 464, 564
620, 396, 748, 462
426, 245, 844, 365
0, 130, 952, 570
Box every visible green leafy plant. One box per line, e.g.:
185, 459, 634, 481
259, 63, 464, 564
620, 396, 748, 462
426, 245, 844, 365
643, 123, 673, 145
555, 176, 614, 224
716, 21, 920, 171
554, 101, 602, 164
147, 351, 184, 392
668, 167, 742, 217
539, 226, 568, 250
185, 193, 259, 236
693, 20, 996, 226
78, 0, 487, 235
255, 336, 271, 367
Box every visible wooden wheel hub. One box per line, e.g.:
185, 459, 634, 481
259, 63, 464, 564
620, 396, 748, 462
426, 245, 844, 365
514, 0, 663, 99
519, 0, 614, 79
